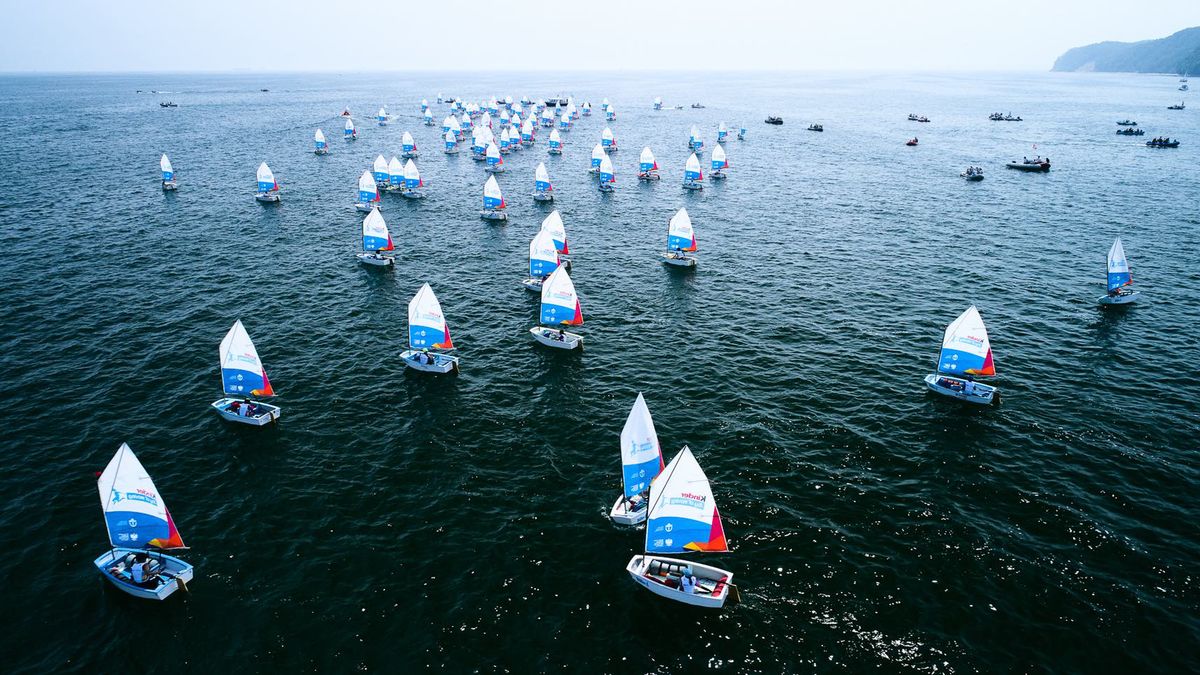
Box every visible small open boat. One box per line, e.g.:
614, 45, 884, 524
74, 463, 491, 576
1116, 128, 1144, 136
254, 162, 280, 202
906, 138, 918, 146
548, 129, 563, 155
961, 166, 984, 181
688, 125, 704, 153
764, 116, 783, 125
601, 126, 618, 153
1006, 157, 1050, 172
313, 128, 328, 155
344, 117, 356, 140
907, 113, 931, 123
1116, 120, 1137, 126
1145, 138, 1180, 148
355, 170, 382, 212
533, 162, 554, 202
443, 130, 459, 154
401, 160, 426, 199
356, 207, 395, 267
212, 320, 281, 424
609, 393, 663, 525
400, 283, 460, 373
160, 154, 177, 191
480, 175, 507, 221
530, 266, 583, 350
682, 153, 704, 190
1167, 102, 1185, 110
598, 155, 615, 192
662, 208, 698, 267
806, 124, 823, 132
638, 146, 660, 181
95, 443, 192, 600
1099, 238, 1139, 305
401, 131, 419, 159
923, 306, 998, 406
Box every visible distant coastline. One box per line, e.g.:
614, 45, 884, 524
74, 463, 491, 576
1052, 26, 1200, 74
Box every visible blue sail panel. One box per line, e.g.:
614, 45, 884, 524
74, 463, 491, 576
623, 457, 661, 499
1107, 271, 1132, 291
104, 508, 170, 548
645, 515, 713, 554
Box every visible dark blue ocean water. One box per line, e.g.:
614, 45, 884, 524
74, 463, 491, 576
0, 71, 1198, 673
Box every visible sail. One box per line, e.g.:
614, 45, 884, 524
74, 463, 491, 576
344, 118, 355, 136
442, 116, 454, 133
602, 127, 615, 148
486, 142, 503, 166
372, 155, 389, 183
219, 319, 274, 396
667, 208, 697, 252
529, 228, 560, 278
358, 170, 380, 203
711, 144, 728, 170
549, 129, 562, 148
362, 207, 393, 252
639, 147, 658, 172
483, 175, 505, 209
481, 111, 493, 129
620, 393, 664, 499
256, 162, 276, 192
685, 153, 703, 181
404, 159, 422, 189
1107, 238, 1133, 291
377, 106, 387, 121
388, 156, 404, 187
718, 121, 728, 135
160, 154, 174, 181
521, 119, 533, 140
559, 111, 570, 128
408, 283, 454, 350
402, 131, 416, 152
540, 210, 568, 254
460, 112, 472, 129
98, 443, 185, 550
645, 446, 727, 554
444, 130, 457, 148
500, 127, 511, 148
690, 125, 701, 143
540, 266, 583, 325
599, 155, 615, 183
937, 306, 995, 377
534, 162, 552, 192
314, 128, 327, 148
591, 143, 604, 168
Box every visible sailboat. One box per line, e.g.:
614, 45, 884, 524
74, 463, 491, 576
401, 160, 426, 199
541, 107, 555, 127
683, 153, 704, 190
653, 96, 663, 110
160, 153, 177, 190
582, 102, 592, 117
533, 162, 554, 202
530, 266, 584, 349
609, 393, 664, 525
401, 131, 419, 159
471, 129, 487, 160
357, 207, 396, 266
605, 103, 616, 121
602, 126, 618, 152
313, 128, 329, 155
548, 129, 563, 155
481, 111, 493, 130
710, 144, 729, 179
387, 156, 405, 193
923, 306, 999, 405
737, 125, 746, 140
590, 144, 604, 174
716, 121, 728, 144
377, 106, 389, 126
625, 446, 733, 608
480, 175, 507, 221
355, 170, 382, 212
688, 125, 704, 153
211, 319, 281, 424
662, 207, 698, 267
521, 119, 535, 146
558, 111, 571, 131
423, 108, 435, 126
372, 154, 390, 189
524, 227, 561, 292
499, 127, 512, 154
460, 112, 473, 136
444, 130, 459, 154
400, 283, 460, 374
485, 141, 505, 173
344, 117, 357, 140
1099, 238, 1139, 305
94, 443, 193, 600
541, 209, 570, 263
598, 154, 615, 193
255, 162, 280, 202
638, 147, 660, 181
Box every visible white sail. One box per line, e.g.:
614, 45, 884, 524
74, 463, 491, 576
160, 154, 173, 174
620, 393, 663, 499
645, 446, 727, 553
314, 128, 326, 144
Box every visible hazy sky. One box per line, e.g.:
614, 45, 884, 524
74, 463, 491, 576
2, 0, 1198, 72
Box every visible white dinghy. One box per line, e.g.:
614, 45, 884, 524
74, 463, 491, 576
662, 207, 698, 267
485, 141, 505, 173
211, 320, 281, 424
682, 153, 704, 190
548, 129, 563, 155
480, 175, 508, 221
609, 393, 664, 526
533, 162, 554, 202
344, 117, 357, 140
94, 443, 193, 600
923, 306, 999, 405
530, 266, 584, 350
401, 130, 419, 159
524, 227, 561, 293
386, 156, 405, 193
160, 153, 177, 190
443, 130, 459, 154
626, 446, 734, 608
313, 128, 329, 155
710, 144, 729, 179
598, 154, 616, 193
401, 283, 460, 374
254, 162, 280, 202
401, 159, 426, 199
589, 143, 604, 174
638, 147, 660, 181
356, 207, 396, 267
355, 169, 382, 212
1099, 238, 1140, 305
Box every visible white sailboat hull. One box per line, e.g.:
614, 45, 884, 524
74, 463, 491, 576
626, 555, 732, 609
400, 350, 460, 374
357, 253, 395, 267
255, 193, 280, 203
637, 173, 660, 181
211, 398, 281, 425
94, 548, 193, 601
401, 190, 426, 199
923, 374, 996, 405
682, 182, 703, 190
485, 165, 505, 173
355, 202, 380, 213
530, 327, 583, 350
710, 171, 726, 180
161, 181, 177, 191
661, 252, 697, 267
1098, 291, 1139, 305
609, 495, 647, 525
522, 277, 544, 293
480, 210, 508, 222
533, 192, 554, 202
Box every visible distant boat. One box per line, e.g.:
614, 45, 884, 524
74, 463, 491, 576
638, 146, 660, 181
387, 156, 404, 192
94, 443, 193, 601
737, 125, 746, 140
906, 138, 919, 146
313, 128, 329, 155
499, 127, 512, 153
1116, 119, 1137, 126
1006, 156, 1050, 172
444, 130, 459, 154
401, 283, 460, 374
1146, 138, 1180, 148
423, 108, 435, 126
344, 118, 357, 140
907, 113, 931, 123
160, 153, 176, 191
581, 102, 592, 117
764, 116, 783, 125
541, 107, 556, 127
710, 144, 729, 179
357, 207, 396, 266
609, 393, 664, 526
806, 123, 824, 132
626, 446, 734, 608
601, 126, 618, 152
716, 121, 728, 143
688, 125, 704, 153
255, 162, 280, 203
590, 143, 605, 174
683, 153, 704, 190
401, 131, 419, 159
1099, 238, 1139, 305
377, 106, 389, 126
604, 103, 616, 121
355, 169, 382, 212
481, 175, 507, 222
212, 319, 281, 423
653, 96, 663, 110
524, 227, 560, 293
485, 141, 505, 173
373, 154, 390, 188
530, 266, 584, 350
598, 154, 615, 192
1180, 84, 1190, 91
401, 160, 425, 199
923, 306, 998, 405
548, 129, 563, 155
1167, 101, 1185, 110
533, 162, 554, 202
662, 207, 698, 267
961, 166, 984, 181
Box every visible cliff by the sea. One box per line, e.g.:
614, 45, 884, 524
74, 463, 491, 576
1052, 26, 1200, 74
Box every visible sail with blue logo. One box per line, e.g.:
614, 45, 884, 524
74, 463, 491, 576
219, 319, 275, 397
500, 127, 511, 151
256, 162, 278, 193
423, 109, 433, 124
605, 103, 615, 121
549, 129, 562, 151
529, 228, 559, 278
402, 131, 417, 154
361, 207, 393, 252
483, 175, 505, 209
684, 153, 703, 182
358, 170, 380, 204
620, 393, 664, 499
936, 306, 996, 377
404, 159, 422, 189
160, 154, 174, 181
486, 141, 503, 167
540, 266, 583, 325
314, 128, 327, 151
1107, 238, 1133, 291
521, 119, 534, 143
372, 155, 389, 184
711, 144, 728, 171
689, 125, 703, 152
408, 283, 454, 350
541, 210, 568, 254
542, 108, 555, 126
98, 443, 186, 550
388, 156, 404, 189
591, 144, 605, 170
481, 111, 493, 129
639, 147, 658, 173
444, 130, 457, 150
460, 112, 473, 133
667, 208, 697, 252
599, 154, 615, 185
644, 446, 727, 554
344, 117, 355, 138
602, 127, 616, 150
420, 98, 429, 111
377, 106, 388, 125
535, 162, 553, 193
559, 111, 570, 130
717, 121, 728, 143
442, 116, 454, 134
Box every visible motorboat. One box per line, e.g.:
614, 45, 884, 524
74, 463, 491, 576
961, 166, 984, 181
1006, 156, 1050, 172
806, 124, 824, 132
1116, 120, 1137, 126
989, 112, 1021, 121
691, 103, 705, 109
159, 102, 177, 108
906, 138, 918, 146
1116, 128, 1145, 136
1180, 84, 1190, 91
1168, 102, 1185, 110
764, 116, 783, 125
1146, 138, 1180, 148
907, 113, 931, 123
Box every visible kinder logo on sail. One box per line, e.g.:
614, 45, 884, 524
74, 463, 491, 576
668, 492, 706, 509
953, 335, 985, 348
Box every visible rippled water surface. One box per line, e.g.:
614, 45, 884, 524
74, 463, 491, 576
1, 71, 1198, 672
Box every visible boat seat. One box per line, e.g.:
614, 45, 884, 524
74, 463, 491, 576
711, 575, 728, 596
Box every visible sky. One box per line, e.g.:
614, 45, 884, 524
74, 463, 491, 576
1, 0, 1198, 73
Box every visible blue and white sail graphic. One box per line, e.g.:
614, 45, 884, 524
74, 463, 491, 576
620, 393, 664, 499
1107, 238, 1133, 291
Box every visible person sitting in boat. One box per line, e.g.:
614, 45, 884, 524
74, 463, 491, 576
963, 380, 976, 397
679, 567, 698, 594
626, 493, 645, 513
